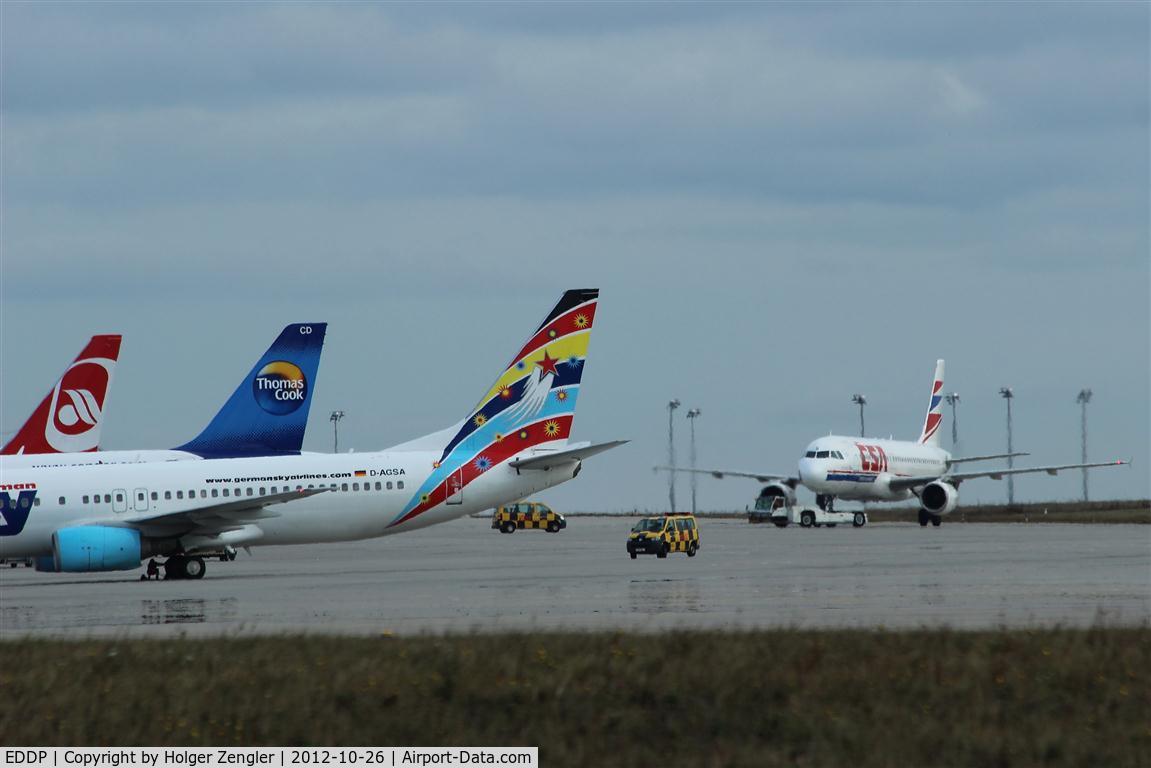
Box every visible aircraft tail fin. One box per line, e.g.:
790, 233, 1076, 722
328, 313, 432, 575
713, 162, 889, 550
393, 289, 599, 525
175, 323, 327, 458
2, 335, 122, 455
918, 359, 945, 446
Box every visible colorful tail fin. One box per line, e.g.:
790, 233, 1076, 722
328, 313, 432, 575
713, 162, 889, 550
394, 289, 599, 525
2, 335, 122, 455
175, 323, 327, 458
918, 359, 945, 446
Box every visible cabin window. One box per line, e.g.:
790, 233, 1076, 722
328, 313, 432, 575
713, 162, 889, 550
116, 493, 124, 503
83, 495, 90, 504
211, 489, 219, 498
386, 482, 393, 490
164, 491, 171, 500
176, 491, 184, 499
20, 496, 30, 508
375, 482, 382, 491
352, 483, 359, 491
246, 488, 253, 497
104, 494, 112, 503
397, 481, 404, 490
259, 487, 266, 496
341, 483, 348, 492
150, 491, 158, 501
222, 489, 230, 497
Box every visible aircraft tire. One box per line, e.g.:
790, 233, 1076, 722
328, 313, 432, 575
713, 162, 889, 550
184, 557, 207, 580
931, 515, 942, 527
164, 557, 186, 580
853, 512, 866, 528
918, 509, 929, 527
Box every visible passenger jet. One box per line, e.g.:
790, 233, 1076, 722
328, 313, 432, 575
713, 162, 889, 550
0, 290, 622, 578
662, 360, 1127, 526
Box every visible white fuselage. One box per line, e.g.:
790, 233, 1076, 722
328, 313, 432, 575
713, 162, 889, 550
1, 450, 202, 470
0, 448, 576, 558
796, 436, 950, 502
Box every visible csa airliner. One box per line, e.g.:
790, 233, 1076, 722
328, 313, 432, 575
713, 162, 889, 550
664, 360, 1127, 526
4, 323, 327, 468
0, 290, 622, 578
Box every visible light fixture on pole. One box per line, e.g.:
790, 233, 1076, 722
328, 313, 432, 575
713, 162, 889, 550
667, 399, 681, 513
944, 393, 961, 448
686, 408, 702, 515
1076, 388, 1092, 502
330, 410, 345, 454
851, 394, 867, 437
999, 387, 1014, 505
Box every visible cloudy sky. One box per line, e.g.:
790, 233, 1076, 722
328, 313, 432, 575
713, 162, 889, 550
2, 2, 1147, 512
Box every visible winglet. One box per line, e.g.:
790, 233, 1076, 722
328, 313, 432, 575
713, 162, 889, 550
2, 335, 122, 455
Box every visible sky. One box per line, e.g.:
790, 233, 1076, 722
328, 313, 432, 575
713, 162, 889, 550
2, 2, 1148, 512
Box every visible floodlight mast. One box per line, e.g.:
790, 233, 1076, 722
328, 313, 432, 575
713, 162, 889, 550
667, 399, 681, 513
851, 394, 867, 437
686, 408, 702, 515
330, 410, 346, 454
999, 387, 1014, 505
1077, 389, 1093, 502
944, 393, 961, 449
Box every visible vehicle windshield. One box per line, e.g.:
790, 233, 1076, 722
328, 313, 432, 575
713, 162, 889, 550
632, 518, 665, 533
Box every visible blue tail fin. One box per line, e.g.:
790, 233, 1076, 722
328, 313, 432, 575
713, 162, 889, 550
175, 323, 327, 457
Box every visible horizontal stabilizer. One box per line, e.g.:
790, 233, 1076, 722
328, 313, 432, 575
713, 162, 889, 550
510, 440, 628, 471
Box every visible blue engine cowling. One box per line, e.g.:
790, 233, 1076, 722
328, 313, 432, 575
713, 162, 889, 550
35, 526, 142, 572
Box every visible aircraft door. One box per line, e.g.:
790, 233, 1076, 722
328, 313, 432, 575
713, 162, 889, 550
112, 489, 128, 513
133, 488, 149, 512
446, 469, 464, 505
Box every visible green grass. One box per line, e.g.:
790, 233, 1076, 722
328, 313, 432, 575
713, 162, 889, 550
864, 499, 1150, 524
1, 629, 1148, 766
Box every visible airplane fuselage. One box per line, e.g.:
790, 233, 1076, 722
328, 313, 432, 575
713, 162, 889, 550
797, 436, 951, 503
0, 448, 577, 558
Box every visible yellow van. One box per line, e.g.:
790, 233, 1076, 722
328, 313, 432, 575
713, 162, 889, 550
492, 502, 567, 534
627, 514, 700, 559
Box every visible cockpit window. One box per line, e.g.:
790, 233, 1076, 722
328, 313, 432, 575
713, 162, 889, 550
805, 451, 817, 458
816, 450, 830, 459
832, 451, 843, 459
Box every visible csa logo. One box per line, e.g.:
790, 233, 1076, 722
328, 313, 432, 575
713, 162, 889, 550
253, 360, 308, 415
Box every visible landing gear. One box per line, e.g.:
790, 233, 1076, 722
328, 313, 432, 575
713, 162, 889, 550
918, 509, 929, 526
931, 515, 942, 527
163, 556, 207, 580
918, 509, 942, 527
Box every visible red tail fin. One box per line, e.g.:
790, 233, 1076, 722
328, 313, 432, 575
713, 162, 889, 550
2, 335, 122, 455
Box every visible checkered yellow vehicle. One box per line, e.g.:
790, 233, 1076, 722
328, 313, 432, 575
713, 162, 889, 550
627, 514, 700, 559
492, 502, 567, 534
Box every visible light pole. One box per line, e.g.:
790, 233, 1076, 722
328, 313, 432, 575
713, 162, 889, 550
667, 399, 681, 513
999, 387, 1014, 505
1077, 388, 1092, 502
851, 394, 867, 437
330, 410, 345, 453
944, 393, 961, 449
686, 408, 701, 515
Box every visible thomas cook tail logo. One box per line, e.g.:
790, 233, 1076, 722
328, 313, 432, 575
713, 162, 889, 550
253, 361, 308, 415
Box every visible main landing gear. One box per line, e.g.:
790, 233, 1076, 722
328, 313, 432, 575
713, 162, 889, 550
815, 494, 836, 513
163, 555, 207, 580
917, 509, 942, 527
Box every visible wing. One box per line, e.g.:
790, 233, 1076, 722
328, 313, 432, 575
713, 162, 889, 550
653, 465, 798, 485
117, 487, 331, 539
510, 440, 628, 471
889, 459, 1129, 493
948, 452, 1029, 465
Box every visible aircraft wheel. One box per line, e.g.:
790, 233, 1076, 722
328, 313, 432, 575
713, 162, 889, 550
800, 510, 815, 528
164, 557, 185, 580
183, 557, 207, 580
931, 515, 942, 527
686, 542, 698, 558
853, 512, 866, 528
918, 509, 929, 527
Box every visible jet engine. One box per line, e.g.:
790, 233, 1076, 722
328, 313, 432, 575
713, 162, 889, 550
757, 482, 797, 509
35, 526, 143, 573
920, 481, 959, 516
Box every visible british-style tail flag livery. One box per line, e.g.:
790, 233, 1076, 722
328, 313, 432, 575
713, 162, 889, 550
0, 291, 623, 579
3, 324, 326, 469
660, 359, 1128, 526
2, 335, 123, 455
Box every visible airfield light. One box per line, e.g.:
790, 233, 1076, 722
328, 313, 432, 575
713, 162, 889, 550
851, 394, 867, 437
667, 399, 681, 513
999, 387, 1015, 505
330, 410, 346, 454
686, 408, 702, 516
944, 393, 961, 449
1077, 389, 1093, 502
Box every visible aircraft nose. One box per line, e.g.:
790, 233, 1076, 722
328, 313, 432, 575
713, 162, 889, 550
797, 458, 813, 485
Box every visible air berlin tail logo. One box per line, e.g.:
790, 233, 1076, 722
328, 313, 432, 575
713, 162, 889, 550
44, 357, 114, 452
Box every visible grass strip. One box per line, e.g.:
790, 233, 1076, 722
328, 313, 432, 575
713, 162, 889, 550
0, 628, 1147, 767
